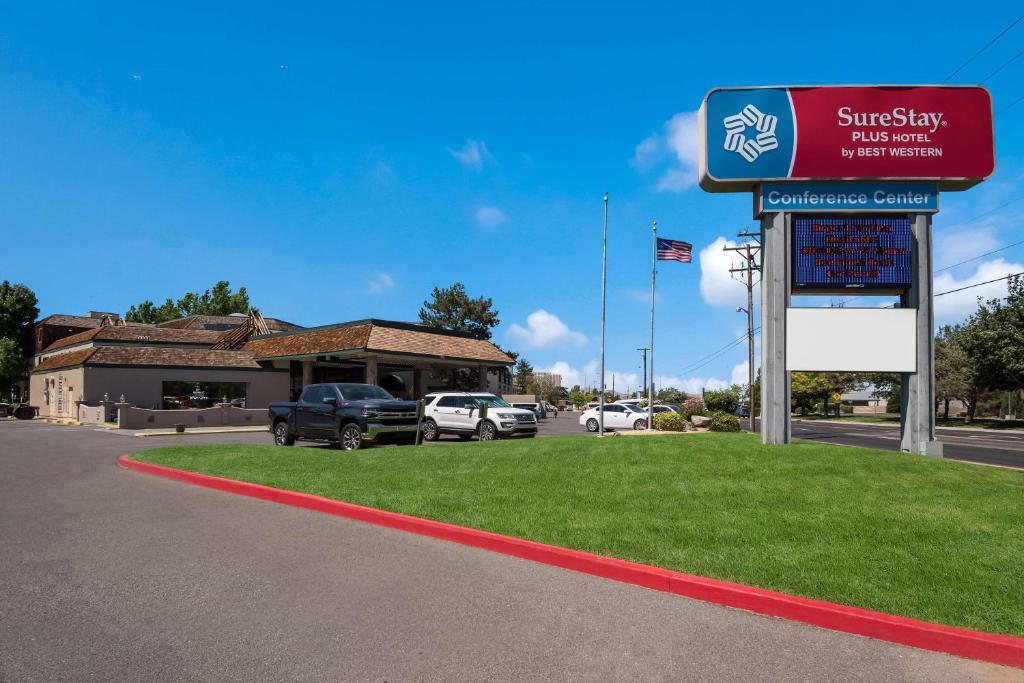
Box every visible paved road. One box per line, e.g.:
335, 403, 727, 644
1, 420, 1019, 681
789, 420, 1024, 469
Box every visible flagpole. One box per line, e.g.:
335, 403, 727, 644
649, 220, 656, 430
599, 193, 609, 437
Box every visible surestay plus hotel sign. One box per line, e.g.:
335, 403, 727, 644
697, 85, 995, 454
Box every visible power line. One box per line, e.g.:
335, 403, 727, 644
934, 271, 1023, 297
979, 45, 1024, 83
936, 237, 1024, 273
999, 93, 1024, 114
942, 14, 1024, 82
680, 328, 760, 375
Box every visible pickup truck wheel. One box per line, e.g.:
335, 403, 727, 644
421, 419, 439, 442
339, 423, 363, 451
273, 422, 295, 446
478, 421, 497, 441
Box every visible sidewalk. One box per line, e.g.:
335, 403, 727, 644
133, 425, 268, 438
792, 418, 1024, 434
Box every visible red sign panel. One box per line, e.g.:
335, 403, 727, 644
700, 86, 995, 192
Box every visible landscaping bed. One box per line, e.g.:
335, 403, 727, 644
132, 433, 1024, 636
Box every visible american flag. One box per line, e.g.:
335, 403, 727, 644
656, 238, 692, 263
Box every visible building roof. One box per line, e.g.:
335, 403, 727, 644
36, 314, 103, 329
244, 319, 514, 365
40, 326, 223, 354
31, 346, 263, 373
157, 314, 302, 332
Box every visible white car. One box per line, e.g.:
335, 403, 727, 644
579, 403, 648, 432
422, 392, 537, 441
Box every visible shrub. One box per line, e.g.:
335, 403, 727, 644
680, 396, 705, 420
885, 399, 900, 414
708, 411, 741, 432
841, 404, 854, 414
704, 389, 739, 414
653, 411, 685, 432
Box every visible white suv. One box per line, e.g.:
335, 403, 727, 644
422, 392, 538, 441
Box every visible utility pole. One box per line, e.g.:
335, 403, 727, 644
725, 230, 761, 433
637, 347, 649, 399
599, 193, 609, 436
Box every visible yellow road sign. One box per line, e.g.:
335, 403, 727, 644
832, 392, 842, 403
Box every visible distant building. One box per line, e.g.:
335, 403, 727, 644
530, 371, 562, 387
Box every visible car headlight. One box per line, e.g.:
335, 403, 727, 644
362, 408, 379, 419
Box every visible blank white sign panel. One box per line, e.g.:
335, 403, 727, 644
786, 308, 916, 372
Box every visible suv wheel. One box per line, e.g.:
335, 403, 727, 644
274, 422, 295, 446
422, 419, 439, 442
478, 421, 497, 441
339, 423, 363, 451
633, 418, 646, 431
585, 418, 599, 432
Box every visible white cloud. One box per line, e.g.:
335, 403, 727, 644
934, 223, 1001, 271
508, 310, 587, 348
474, 205, 509, 227
730, 361, 750, 387
449, 139, 494, 171
625, 288, 661, 304
655, 375, 729, 395
367, 272, 395, 293
933, 258, 1024, 323
539, 360, 636, 391
699, 236, 754, 308
631, 111, 699, 192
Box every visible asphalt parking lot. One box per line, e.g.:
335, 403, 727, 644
1, 418, 1012, 681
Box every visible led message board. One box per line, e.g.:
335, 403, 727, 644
792, 216, 912, 292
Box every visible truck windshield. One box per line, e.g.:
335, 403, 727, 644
468, 395, 510, 408
336, 384, 395, 401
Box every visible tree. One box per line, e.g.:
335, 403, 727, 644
935, 324, 978, 420
418, 282, 500, 340
962, 275, 1024, 401
0, 338, 21, 401
513, 358, 534, 394
790, 372, 832, 415
125, 281, 250, 324
655, 387, 687, 405
0, 281, 39, 355
704, 388, 739, 414
568, 386, 588, 409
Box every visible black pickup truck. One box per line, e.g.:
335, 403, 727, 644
268, 383, 419, 450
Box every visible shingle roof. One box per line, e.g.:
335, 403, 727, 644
244, 323, 373, 359
158, 315, 302, 332
36, 314, 103, 329
31, 348, 97, 373
41, 326, 222, 353
31, 346, 262, 372
367, 325, 513, 363
244, 320, 514, 364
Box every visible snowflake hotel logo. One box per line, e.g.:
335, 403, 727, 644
723, 104, 779, 162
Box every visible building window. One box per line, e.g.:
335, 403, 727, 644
162, 381, 247, 409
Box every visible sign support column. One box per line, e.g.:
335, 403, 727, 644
900, 213, 943, 457
760, 209, 791, 444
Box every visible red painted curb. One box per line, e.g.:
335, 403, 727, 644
118, 454, 1024, 669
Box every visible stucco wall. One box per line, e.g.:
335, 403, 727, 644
117, 404, 268, 430
83, 367, 289, 409
29, 367, 86, 417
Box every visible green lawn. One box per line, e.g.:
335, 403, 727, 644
795, 414, 1024, 430
133, 434, 1024, 636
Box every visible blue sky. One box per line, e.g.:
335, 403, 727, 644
3, 2, 1023, 393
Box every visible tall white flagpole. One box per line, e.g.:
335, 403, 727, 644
599, 193, 609, 437
649, 221, 656, 430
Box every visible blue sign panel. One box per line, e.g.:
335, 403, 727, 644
761, 183, 938, 214
792, 216, 913, 291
